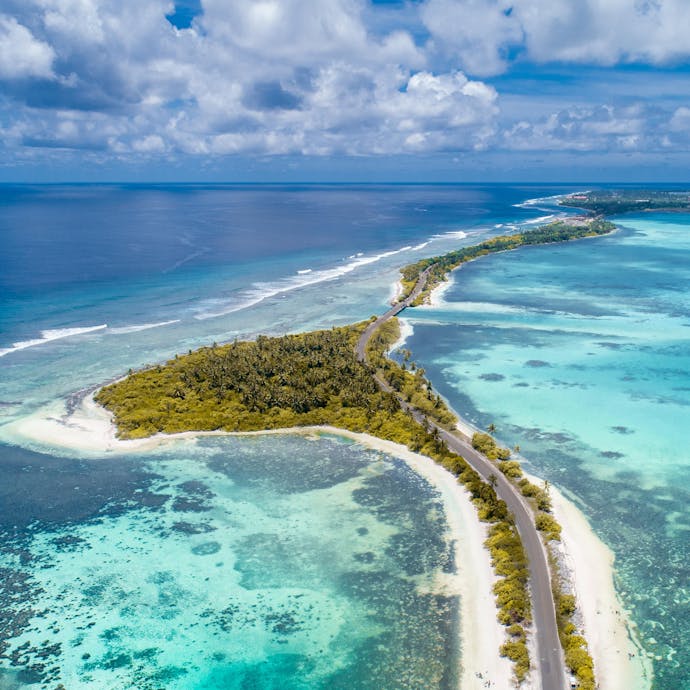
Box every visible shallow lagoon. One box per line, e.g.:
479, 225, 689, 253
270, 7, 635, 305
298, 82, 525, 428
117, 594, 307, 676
3, 183, 568, 688
0, 434, 458, 689
404, 213, 690, 689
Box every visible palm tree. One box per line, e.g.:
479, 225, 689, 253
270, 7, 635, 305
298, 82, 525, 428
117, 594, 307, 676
487, 422, 497, 434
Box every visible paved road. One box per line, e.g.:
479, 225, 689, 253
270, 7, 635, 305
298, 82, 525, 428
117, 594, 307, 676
357, 268, 566, 690
355, 267, 431, 361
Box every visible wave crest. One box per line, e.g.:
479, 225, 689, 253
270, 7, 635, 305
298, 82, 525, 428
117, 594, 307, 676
0, 325, 107, 358
193, 245, 413, 320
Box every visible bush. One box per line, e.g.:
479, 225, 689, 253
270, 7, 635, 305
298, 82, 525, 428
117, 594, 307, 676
518, 478, 553, 511
536, 490, 552, 512
496, 447, 511, 461
499, 460, 523, 479
96, 219, 616, 689
518, 478, 539, 497
500, 640, 530, 682
535, 512, 562, 541
506, 624, 526, 641
558, 594, 576, 618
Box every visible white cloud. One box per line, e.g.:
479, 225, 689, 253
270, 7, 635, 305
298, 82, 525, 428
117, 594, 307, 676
2, 0, 689, 164
132, 134, 166, 153
162, 64, 497, 156
669, 106, 690, 133
0, 0, 499, 157
41, 0, 107, 46
198, 0, 423, 69
502, 103, 684, 152
515, 0, 690, 66
421, 0, 521, 76
0, 15, 55, 79
423, 0, 690, 75
384, 71, 498, 143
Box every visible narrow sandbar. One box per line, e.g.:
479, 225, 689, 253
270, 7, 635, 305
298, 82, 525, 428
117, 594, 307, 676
427, 273, 455, 307
545, 480, 653, 690
404, 248, 653, 690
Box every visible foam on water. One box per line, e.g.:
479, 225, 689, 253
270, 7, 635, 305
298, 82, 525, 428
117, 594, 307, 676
521, 213, 557, 225
513, 192, 584, 208
433, 230, 469, 241
0, 183, 646, 688
108, 320, 181, 334
192, 246, 414, 320
0, 325, 108, 358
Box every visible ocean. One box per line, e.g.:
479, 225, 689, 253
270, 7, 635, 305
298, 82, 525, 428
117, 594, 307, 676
0, 184, 685, 688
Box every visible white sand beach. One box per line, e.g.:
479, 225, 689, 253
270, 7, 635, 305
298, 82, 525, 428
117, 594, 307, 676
9, 393, 651, 690
427, 274, 455, 307
415, 257, 652, 690
545, 480, 653, 690
339, 430, 515, 690
11, 398, 515, 688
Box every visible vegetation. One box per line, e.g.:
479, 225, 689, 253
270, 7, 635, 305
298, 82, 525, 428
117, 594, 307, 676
97, 324, 392, 438
499, 639, 531, 683
470, 428, 597, 687
472, 432, 512, 461
553, 579, 595, 690
97, 317, 532, 683
560, 189, 690, 216
366, 319, 457, 429
398, 218, 616, 303
97, 320, 458, 443
518, 478, 552, 512
534, 513, 562, 542
97, 221, 619, 687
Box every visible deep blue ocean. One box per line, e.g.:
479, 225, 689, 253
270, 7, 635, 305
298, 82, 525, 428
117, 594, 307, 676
0, 184, 686, 689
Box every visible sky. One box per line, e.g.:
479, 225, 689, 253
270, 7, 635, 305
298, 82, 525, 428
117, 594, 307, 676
2, 0, 690, 182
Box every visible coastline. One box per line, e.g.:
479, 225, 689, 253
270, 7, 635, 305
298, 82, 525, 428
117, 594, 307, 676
393, 267, 652, 690
4, 219, 648, 690
545, 479, 653, 690
427, 272, 456, 307
10, 398, 514, 690
11, 387, 651, 690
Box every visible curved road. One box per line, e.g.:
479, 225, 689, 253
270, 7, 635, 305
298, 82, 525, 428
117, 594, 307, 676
355, 267, 431, 361
357, 268, 566, 690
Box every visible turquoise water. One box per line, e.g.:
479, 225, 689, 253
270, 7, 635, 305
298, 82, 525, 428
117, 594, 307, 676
1, 184, 577, 688
4, 185, 687, 688
403, 213, 690, 689
1, 184, 560, 429
0, 434, 458, 689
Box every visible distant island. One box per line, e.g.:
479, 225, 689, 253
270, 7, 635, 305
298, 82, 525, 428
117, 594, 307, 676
560, 189, 690, 215
96, 215, 619, 689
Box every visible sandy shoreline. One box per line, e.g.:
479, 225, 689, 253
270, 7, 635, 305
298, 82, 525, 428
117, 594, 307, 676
9, 399, 514, 689
8, 389, 653, 689
7, 245, 649, 690
394, 266, 652, 690
545, 479, 653, 690
427, 272, 456, 307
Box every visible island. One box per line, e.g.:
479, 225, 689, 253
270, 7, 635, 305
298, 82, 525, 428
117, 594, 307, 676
560, 188, 690, 215
95, 216, 618, 690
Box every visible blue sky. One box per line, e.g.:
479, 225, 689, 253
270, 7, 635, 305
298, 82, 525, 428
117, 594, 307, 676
2, 0, 690, 182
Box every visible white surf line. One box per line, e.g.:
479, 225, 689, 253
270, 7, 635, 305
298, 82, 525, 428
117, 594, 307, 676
0, 325, 107, 358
